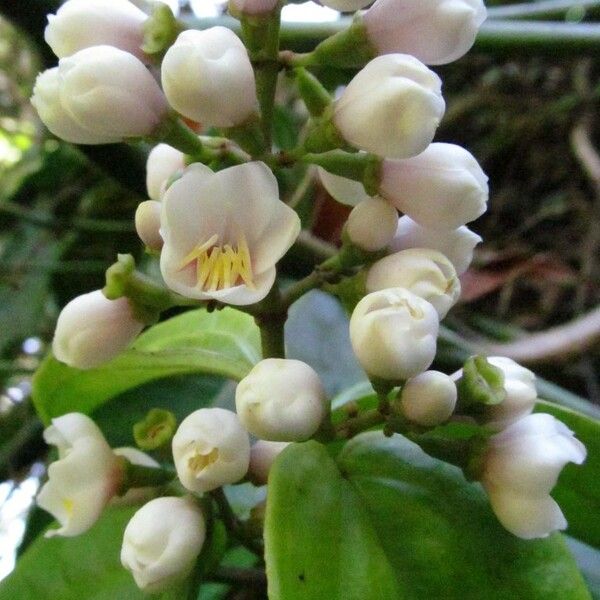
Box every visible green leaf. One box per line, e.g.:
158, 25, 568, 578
32, 307, 260, 424
0, 507, 144, 600
266, 437, 590, 600
536, 400, 600, 549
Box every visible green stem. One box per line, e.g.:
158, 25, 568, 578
158, 115, 205, 158
209, 566, 267, 588
487, 0, 600, 21
119, 461, 176, 493
334, 408, 385, 439
258, 315, 286, 359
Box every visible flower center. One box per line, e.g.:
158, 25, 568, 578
178, 233, 255, 291
188, 447, 220, 474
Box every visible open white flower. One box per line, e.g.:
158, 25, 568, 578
366, 248, 461, 318
160, 161, 301, 305
172, 408, 250, 494
146, 143, 185, 201
37, 414, 123, 537
45, 0, 148, 60
390, 216, 482, 275
121, 496, 206, 593
481, 413, 586, 539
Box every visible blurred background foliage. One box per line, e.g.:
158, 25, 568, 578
0, 0, 598, 587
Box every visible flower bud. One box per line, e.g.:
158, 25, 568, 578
319, 0, 373, 10
390, 216, 482, 275
52, 290, 144, 369
172, 408, 250, 493
399, 370, 457, 426
121, 496, 206, 592
135, 201, 163, 251
363, 0, 487, 65
235, 359, 328, 441
146, 143, 185, 201
45, 0, 148, 60
379, 143, 489, 230
318, 166, 372, 207
480, 413, 586, 539
31, 46, 168, 144
366, 249, 461, 318
249, 440, 289, 485
350, 287, 439, 381
37, 414, 123, 537
346, 198, 398, 251
333, 54, 445, 159
229, 0, 280, 15
161, 28, 258, 127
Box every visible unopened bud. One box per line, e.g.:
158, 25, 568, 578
248, 440, 289, 485
399, 371, 457, 426
133, 408, 177, 451
146, 143, 185, 201
318, 166, 372, 207
135, 201, 163, 251
346, 198, 398, 252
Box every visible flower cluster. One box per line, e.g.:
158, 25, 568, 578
29, 0, 589, 595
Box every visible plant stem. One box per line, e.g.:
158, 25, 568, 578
334, 408, 385, 439
209, 566, 267, 588
488, 0, 600, 20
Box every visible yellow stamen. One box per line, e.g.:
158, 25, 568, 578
188, 448, 220, 473
62, 498, 74, 516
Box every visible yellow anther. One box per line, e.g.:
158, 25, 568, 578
188, 448, 220, 473
62, 498, 74, 516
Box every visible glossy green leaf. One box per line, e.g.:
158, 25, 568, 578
536, 400, 600, 549
32, 307, 260, 424
266, 437, 591, 600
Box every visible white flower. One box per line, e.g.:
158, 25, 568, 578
172, 408, 250, 494
31, 46, 167, 144
161, 28, 258, 127
229, 0, 280, 15
379, 143, 489, 230
481, 413, 586, 539
350, 287, 439, 381
390, 216, 482, 275
249, 440, 289, 485
146, 143, 185, 201
400, 370, 457, 426
160, 161, 300, 306
45, 0, 148, 60
37, 414, 123, 537
366, 248, 461, 318
333, 54, 445, 159
346, 198, 398, 251
135, 201, 163, 251
318, 166, 372, 207
363, 0, 487, 65
236, 359, 328, 441
121, 496, 206, 593
52, 290, 144, 369
319, 0, 373, 10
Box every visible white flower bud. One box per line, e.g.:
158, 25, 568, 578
37, 414, 123, 537
31, 46, 168, 144
400, 370, 457, 426
380, 143, 489, 230
172, 408, 250, 493
146, 143, 185, 201
481, 413, 586, 539
318, 166, 372, 207
161, 28, 258, 127
135, 201, 163, 251
333, 54, 445, 159
366, 248, 461, 318
236, 359, 328, 442
45, 0, 148, 60
52, 290, 144, 369
350, 287, 439, 381
121, 496, 206, 593
390, 216, 482, 275
319, 0, 372, 10
346, 198, 398, 251
229, 0, 280, 15
249, 440, 289, 485
363, 0, 487, 65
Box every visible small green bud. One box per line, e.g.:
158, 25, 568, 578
142, 3, 180, 56
103, 253, 135, 300
134, 408, 178, 451
457, 356, 506, 410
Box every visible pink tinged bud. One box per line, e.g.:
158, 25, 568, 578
333, 54, 445, 159
135, 201, 163, 251
236, 359, 328, 442
379, 143, 489, 230
350, 287, 439, 381
366, 248, 461, 319
249, 440, 289, 485
229, 0, 280, 15
346, 198, 398, 251
121, 497, 206, 593
363, 0, 487, 66
481, 413, 586, 539
161, 28, 258, 128
44, 0, 148, 60
37, 414, 123, 537
52, 290, 144, 369
146, 143, 185, 201
400, 370, 457, 426
390, 216, 482, 275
